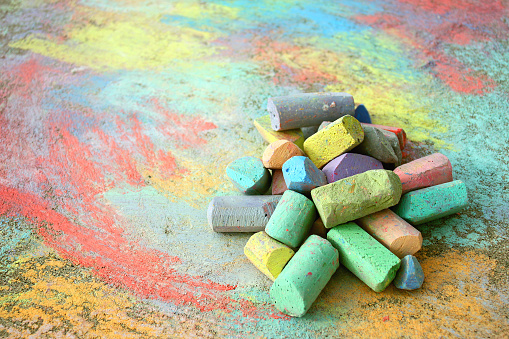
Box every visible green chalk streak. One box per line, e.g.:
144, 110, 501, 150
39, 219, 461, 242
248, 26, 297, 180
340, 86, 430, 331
392, 180, 468, 225
270, 235, 339, 317
327, 222, 400, 292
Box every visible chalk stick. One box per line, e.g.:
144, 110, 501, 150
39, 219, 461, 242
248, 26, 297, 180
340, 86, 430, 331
380, 129, 402, 166
268, 92, 355, 131
393, 153, 453, 194
262, 140, 304, 169
352, 125, 398, 164
309, 217, 329, 238
355, 209, 422, 258
322, 153, 383, 183
253, 115, 305, 149
327, 222, 400, 292
392, 180, 468, 225
271, 169, 288, 195
303, 115, 364, 169
244, 231, 295, 281
317, 121, 331, 131
282, 156, 327, 195
265, 190, 316, 248
301, 125, 320, 139
393, 255, 424, 290
362, 123, 406, 150
226, 156, 271, 195
270, 235, 339, 317
311, 169, 402, 228
207, 195, 282, 232
354, 104, 372, 123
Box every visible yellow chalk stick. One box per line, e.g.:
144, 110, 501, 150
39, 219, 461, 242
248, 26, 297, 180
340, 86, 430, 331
254, 115, 305, 149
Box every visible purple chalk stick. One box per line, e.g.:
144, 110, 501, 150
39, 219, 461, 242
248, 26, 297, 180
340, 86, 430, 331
322, 153, 383, 183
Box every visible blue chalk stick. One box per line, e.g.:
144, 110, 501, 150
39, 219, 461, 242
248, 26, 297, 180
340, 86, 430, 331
282, 156, 327, 195
355, 104, 372, 124
226, 156, 271, 195
393, 255, 424, 290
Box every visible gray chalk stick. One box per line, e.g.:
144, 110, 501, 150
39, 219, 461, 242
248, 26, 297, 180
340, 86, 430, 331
352, 125, 398, 164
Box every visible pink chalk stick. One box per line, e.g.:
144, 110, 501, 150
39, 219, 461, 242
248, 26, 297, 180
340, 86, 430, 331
272, 169, 288, 195
394, 153, 453, 194
356, 209, 422, 258
362, 123, 406, 150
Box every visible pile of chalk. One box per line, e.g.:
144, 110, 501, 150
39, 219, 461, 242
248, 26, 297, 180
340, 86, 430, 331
207, 92, 468, 317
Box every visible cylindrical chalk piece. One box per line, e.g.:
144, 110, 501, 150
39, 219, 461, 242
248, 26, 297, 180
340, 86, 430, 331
268, 92, 355, 131
270, 235, 339, 317
226, 156, 271, 195
309, 217, 329, 238
355, 209, 422, 258
352, 125, 398, 164
393, 153, 453, 194
244, 232, 295, 281
262, 140, 304, 169
311, 169, 402, 228
392, 180, 468, 225
393, 255, 424, 290
271, 169, 288, 195
322, 153, 383, 183
327, 222, 401, 292
208, 195, 281, 232
282, 156, 327, 195
265, 190, 316, 248
253, 115, 305, 149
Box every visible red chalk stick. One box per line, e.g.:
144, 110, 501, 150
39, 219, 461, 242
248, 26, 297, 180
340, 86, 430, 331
271, 169, 288, 195
362, 123, 407, 150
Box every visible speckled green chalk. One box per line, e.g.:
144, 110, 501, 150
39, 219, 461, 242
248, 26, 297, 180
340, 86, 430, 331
270, 235, 339, 317
327, 222, 400, 292
226, 156, 271, 195
311, 169, 402, 228
265, 190, 316, 248
392, 180, 468, 225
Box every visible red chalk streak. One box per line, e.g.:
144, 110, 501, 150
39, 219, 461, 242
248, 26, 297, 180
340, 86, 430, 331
398, 0, 505, 17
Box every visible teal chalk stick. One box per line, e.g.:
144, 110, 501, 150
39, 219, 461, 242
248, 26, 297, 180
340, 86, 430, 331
392, 180, 468, 225
265, 190, 316, 248
327, 222, 400, 292
270, 235, 339, 317
226, 156, 271, 195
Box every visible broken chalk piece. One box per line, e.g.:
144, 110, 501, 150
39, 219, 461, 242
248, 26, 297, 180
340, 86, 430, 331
262, 140, 304, 169
379, 128, 402, 167
244, 231, 295, 281
311, 169, 402, 228
352, 125, 398, 164
392, 180, 468, 225
355, 209, 422, 258
393, 153, 453, 194
303, 115, 364, 169
327, 222, 401, 292
317, 121, 332, 131
322, 153, 383, 184
270, 235, 339, 317
268, 92, 355, 131
271, 169, 288, 195
309, 217, 329, 238
282, 156, 327, 195
362, 123, 407, 150
226, 156, 271, 195
207, 195, 281, 232
253, 115, 305, 149
265, 190, 316, 248
393, 255, 424, 290
354, 104, 372, 123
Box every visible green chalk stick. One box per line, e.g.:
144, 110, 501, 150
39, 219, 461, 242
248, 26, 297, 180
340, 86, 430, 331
226, 156, 271, 195
270, 235, 339, 317
392, 180, 468, 225
327, 222, 400, 292
311, 169, 402, 228
265, 190, 316, 248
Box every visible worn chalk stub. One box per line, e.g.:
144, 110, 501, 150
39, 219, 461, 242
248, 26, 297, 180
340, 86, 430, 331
208, 195, 281, 232
303, 115, 364, 169
226, 156, 271, 195
379, 129, 402, 166
355, 209, 422, 258
253, 115, 305, 149
311, 169, 402, 228
394, 153, 453, 194
352, 125, 398, 164
265, 190, 316, 248
393, 255, 424, 290
322, 153, 383, 183
392, 180, 468, 225
270, 235, 339, 317
262, 140, 304, 169
362, 123, 407, 150
244, 231, 295, 281
354, 104, 372, 123
271, 169, 288, 195
282, 156, 327, 195
267, 92, 355, 131
327, 222, 401, 292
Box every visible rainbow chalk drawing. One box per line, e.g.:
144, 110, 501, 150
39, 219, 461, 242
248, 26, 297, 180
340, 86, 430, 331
1, 0, 509, 337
